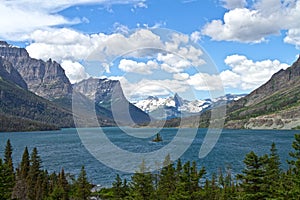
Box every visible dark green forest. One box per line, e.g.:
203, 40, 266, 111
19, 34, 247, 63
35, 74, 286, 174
2, 134, 300, 199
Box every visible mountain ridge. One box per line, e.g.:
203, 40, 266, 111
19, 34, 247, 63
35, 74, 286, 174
74, 77, 151, 125
225, 55, 300, 129
0, 41, 72, 100
134, 93, 245, 120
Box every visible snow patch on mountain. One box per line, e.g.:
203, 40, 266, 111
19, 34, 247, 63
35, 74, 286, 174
133, 93, 246, 119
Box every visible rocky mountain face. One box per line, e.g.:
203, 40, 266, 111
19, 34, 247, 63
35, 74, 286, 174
74, 78, 151, 125
0, 69, 75, 132
134, 93, 245, 119
0, 41, 72, 100
0, 57, 27, 89
225, 55, 300, 129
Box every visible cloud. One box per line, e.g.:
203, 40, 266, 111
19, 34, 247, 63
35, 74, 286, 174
202, 0, 300, 44
120, 78, 190, 100
284, 28, 300, 48
61, 60, 89, 83
118, 59, 159, 74
220, 0, 247, 9
25, 28, 206, 80
187, 73, 223, 91
0, 0, 147, 40
173, 73, 190, 81
158, 53, 191, 73
26, 28, 163, 63
221, 55, 289, 90
113, 23, 130, 34
190, 31, 201, 43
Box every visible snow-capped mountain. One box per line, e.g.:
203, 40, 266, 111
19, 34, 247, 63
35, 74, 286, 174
133, 93, 246, 119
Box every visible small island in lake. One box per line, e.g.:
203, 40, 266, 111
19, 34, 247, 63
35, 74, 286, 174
152, 133, 163, 142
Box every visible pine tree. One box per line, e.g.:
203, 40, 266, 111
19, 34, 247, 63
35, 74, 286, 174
12, 146, 30, 200
0, 158, 14, 199
157, 155, 176, 199
73, 166, 91, 200
27, 147, 42, 200
56, 168, 69, 200
265, 142, 281, 198
237, 151, 268, 200
173, 161, 191, 199
4, 139, 14, 173
20, 147, 30, 179
112, 174, 123, 199
287, 134, 300, 198
176, 159, 182, 176
130, 160, 154, 200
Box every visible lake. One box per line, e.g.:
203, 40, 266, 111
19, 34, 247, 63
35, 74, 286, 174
0, 128, 298, 186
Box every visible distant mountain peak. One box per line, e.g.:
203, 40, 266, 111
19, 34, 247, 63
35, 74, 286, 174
0, 41, 11, 47
134, 93, 245, 119
0, 41, 71, 100
146, 96, 159, 101
174, 93, 184, 108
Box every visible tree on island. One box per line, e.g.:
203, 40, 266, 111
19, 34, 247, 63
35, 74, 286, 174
152, 133, 163, 142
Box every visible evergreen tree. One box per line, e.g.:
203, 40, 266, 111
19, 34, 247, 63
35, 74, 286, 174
237, 151, 268, 200
4, 139, 14, 173
176, 159, 182, 176
73, 166, 91, 200
53, 168, 69, 200
12, 146, 30, 200
130, 160, 154, 200
20, 146, 30, 179
112, 174, 124, 199
0, 158, 14, 200
265, 142, 282, 198
157, 155, 176, 199
0, 140, 15, 200
27, 147, 43, 200
289, 134, 300, 171
173, 161, 191, 199
287, 134, 300, 198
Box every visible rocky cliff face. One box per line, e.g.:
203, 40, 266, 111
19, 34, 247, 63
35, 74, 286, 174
226, 55, 300, 129
0, 57, 27, 89
74, 78, 151, 125
244, 56, 300, 107
0, 41, 72, 100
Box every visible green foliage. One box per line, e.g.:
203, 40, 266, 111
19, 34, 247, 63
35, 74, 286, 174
0, 78, 74, 132
237, 151, 269, 199
0, 158, 14, 199
72, 166, 92, 200
130, 161, 155, 200
1, 144, 90, 200
4, 134, 300, 200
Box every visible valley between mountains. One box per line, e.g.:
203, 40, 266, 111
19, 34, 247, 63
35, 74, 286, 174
1, 41, 300, 131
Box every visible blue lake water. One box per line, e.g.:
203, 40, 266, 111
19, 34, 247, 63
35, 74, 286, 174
0, 128, 298, 186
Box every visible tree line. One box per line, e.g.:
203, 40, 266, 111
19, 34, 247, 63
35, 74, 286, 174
2, 134, 300, 199
98, 134, 300, 199
0, 140, 92, 199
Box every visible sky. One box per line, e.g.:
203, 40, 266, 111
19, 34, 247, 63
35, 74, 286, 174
1, 0, 299, 100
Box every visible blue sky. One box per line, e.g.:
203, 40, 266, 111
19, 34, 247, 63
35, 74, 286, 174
1, 0, 299, 100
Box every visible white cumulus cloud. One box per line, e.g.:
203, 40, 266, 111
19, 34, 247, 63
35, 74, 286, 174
61, 60, 89, 84
0, 0, 147, 40
119, 78, 190, 100
220, 0, 247, 9
118, 59, 159, 74
221, 55, 289, 90
202, 0, 300, 45
187, 73, 223, 91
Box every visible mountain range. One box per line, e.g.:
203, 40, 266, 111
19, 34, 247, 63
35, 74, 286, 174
133, 93, 245, 119
1, 40, 300, 131
0, 41, 148, 131
224, 55, 300, 129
